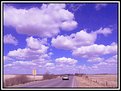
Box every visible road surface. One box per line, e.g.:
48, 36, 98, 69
15, 76, 78, 88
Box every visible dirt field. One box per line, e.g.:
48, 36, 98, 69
4, 74, 118, 88
75, 75, 118, 87
4, 74, 43, 81
4, 75, 16, 80
4, 74, 43, 87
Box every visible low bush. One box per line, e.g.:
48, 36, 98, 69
43, 72, 57, 80
4, 75, 30, 87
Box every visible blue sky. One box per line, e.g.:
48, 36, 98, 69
3, 3, 118, 74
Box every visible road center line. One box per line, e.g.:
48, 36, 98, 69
71, 76, 75, 87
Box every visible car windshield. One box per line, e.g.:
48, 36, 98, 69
63, 75, 68, 77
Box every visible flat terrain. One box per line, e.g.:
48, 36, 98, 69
75, 75, 117, 87
14, 76, 74, 87
4, 74, 118, 88
4, 75, 16, 80
4, 74, 43, 81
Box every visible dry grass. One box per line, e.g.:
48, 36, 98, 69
4, 75, 30, 87
43, 73, 58, 80
4, 75, 16, 80
4, 74, 58, 87
88, 75, 117, 87
27, 75, 43, 81
4, 75, 43, 87
75, 75, 117, 88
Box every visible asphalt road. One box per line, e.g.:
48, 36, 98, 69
16, 76, 76, 88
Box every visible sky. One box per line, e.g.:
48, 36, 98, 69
3, 2, 118, 74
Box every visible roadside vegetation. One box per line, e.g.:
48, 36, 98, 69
4, 73, 58, 87
74, 74, 117, 87
43, 72, 58, 80
4, 75, 31, 87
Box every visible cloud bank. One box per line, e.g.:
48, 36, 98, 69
4, 4, 78, 37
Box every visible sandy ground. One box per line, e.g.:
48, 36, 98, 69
4, 75, 43, 81
27, 75, 43, 81
4, 75, 16, 80
75, 75, 117, 87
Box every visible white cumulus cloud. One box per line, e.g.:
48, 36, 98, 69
51, 29, 97, 50
95, 27, 112, 36
45, 63, 55, 67
4, 34, 18, 45
87, 57, 104, 62
4, 56, 13, 61
105, 55, 117, 63
77, 54, 117, 74
61, 21, 78, 31
51, 35, 74, 50
4, 4, 77, 37
4, 37, 52, 74
55, 57, 77, 65
95, 4, 107, 11
51, 27, 112, 50
7, 37, 49, 61
72, 42, 117, 58
7, 48, 45, 60
26, 37, 47, 50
